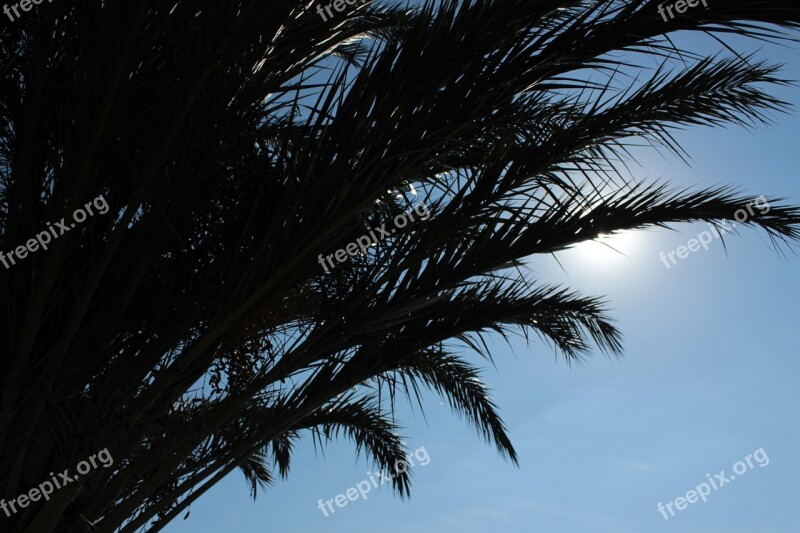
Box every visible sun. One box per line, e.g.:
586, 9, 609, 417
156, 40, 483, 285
570, 230, 642, 267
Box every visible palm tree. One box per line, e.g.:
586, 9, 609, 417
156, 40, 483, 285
1, 0, 799, 531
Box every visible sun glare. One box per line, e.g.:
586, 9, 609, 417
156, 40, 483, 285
570, 230, 642, 267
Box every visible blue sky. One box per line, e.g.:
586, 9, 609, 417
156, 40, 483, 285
164, 33, 800, 533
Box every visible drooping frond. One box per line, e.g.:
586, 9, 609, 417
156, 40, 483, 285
300, 396, 412, 496
389, 347, 519, 463
238, 448, 275, 501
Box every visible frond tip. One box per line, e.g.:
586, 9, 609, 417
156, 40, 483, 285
302, 397, 413, 496
393, 348, 519, 465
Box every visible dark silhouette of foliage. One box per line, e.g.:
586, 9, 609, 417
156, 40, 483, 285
1, 0, 800, 531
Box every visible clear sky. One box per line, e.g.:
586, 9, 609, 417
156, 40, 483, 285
163, 33, 800, 533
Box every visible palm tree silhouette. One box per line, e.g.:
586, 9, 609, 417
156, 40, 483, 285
1, 0, 800, 531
